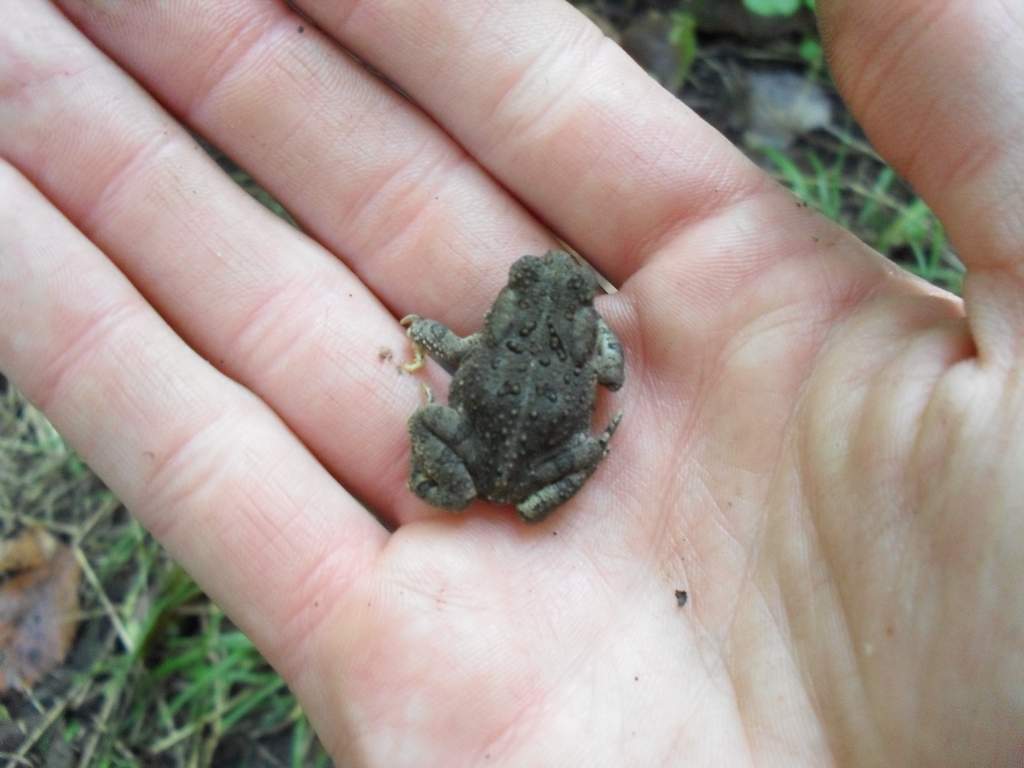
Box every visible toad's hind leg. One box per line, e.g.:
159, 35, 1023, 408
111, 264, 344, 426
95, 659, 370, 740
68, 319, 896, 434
516, 413, 623, 523
408, 405, 478, 510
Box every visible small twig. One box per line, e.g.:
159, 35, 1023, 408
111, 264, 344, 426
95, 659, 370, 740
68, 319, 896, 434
0, 751, 35, 766
77, 678, 123, 768
201, 613, 226, 768
21, 687, 45, 716
13, 693, 70, 759
150, 682, 285, 754
69, 624, 119, 709
254, 741, 289, 768
73, 545, 135, 653
817, 124, 883, 162
72, 494, 120, 545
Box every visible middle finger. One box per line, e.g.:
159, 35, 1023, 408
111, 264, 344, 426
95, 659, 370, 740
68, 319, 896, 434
1, 1, 546, 522
54, 0, 558, 329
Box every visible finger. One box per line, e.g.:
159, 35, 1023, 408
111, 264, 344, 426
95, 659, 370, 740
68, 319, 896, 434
293, 0, 765, 282
0, 0, 466, 524
0, 161, 386, 692
52, 0, 556, 331
817, 0, 1024, 364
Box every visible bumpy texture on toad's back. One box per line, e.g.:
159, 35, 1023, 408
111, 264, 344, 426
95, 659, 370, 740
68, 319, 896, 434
404, 251, 624, 522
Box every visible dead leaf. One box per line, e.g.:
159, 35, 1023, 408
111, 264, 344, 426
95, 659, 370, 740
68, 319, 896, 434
0, 526, 57, 573
0, 529, 81, 691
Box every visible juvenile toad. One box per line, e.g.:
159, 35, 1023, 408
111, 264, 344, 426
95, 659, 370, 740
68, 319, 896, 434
402, 251, 624, 522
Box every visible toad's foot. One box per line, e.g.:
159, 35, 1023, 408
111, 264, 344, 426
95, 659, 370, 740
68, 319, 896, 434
515, 413, 623, 523
400, 315, 426, 373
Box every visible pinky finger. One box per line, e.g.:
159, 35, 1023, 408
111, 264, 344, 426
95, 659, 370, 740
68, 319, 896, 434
0, 160, 386, 682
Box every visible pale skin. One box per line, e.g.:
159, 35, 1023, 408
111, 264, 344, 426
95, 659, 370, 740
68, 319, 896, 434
0, 0, 1021, 765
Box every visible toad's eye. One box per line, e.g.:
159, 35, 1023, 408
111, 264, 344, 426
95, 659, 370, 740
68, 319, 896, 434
509, 257, 542, 288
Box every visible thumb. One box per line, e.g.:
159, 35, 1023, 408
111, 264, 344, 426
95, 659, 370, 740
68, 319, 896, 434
818, 0, 1024, 366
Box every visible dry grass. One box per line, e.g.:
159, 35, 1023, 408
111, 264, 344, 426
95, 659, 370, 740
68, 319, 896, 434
0, 377, 330, 767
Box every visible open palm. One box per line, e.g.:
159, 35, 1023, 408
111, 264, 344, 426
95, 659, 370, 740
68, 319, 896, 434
2, 0, 1021, 765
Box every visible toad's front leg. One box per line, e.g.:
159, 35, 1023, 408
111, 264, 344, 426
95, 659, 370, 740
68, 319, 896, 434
593, 317, 625, 391
515, 413, 623, 523
401, 315, 480, 374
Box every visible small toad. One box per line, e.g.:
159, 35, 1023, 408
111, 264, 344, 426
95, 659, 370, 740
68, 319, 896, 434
402, 251, 624, 522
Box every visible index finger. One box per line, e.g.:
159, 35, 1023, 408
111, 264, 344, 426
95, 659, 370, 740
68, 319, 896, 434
298, 0, 765, 282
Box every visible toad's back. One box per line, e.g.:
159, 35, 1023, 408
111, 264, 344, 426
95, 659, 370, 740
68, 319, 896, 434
448, 252, 601, 501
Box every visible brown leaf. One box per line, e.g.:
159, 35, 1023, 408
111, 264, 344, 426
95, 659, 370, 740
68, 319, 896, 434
0, 526, 57, 573
0, 529, 81, 691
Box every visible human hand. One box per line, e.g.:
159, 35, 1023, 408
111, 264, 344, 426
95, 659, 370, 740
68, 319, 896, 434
1, 0, 1021, 764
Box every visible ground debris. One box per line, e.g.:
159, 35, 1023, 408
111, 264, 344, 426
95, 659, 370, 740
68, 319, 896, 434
0, 527, 81, 691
